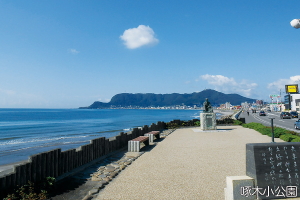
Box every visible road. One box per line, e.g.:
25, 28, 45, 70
239, 110, 300, 134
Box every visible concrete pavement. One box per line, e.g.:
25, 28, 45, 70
95, 125, 285, 200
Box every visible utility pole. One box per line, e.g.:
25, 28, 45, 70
280, 89, 282, 111
270, 118, 275, 143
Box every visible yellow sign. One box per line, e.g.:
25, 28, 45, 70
285, 84, 299, 93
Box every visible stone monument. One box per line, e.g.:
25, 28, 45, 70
246, 143, 300, 199
200, 98, 217, 130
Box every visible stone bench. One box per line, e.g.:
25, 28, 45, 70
144, 131, 160, 143
128, 136, 149, 152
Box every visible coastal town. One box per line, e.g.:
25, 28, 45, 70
107, 102, 239, 110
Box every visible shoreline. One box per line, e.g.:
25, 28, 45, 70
0, 110, 235, 173
0, 160, 28, 176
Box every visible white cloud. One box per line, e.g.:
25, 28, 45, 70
200, 74, 235, 86
68, 48, 79, 54
268, 75, 300, 90
120, 25, 159, 49
198, 74, 258, 97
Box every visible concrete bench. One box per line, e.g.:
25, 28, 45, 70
128, 136, 149, 152
144, 131, 160, 143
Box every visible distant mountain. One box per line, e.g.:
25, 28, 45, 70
79, 89, 256, 109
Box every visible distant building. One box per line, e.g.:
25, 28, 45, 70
241, 102, 250, 110
219, 102, 232, 109
285, 94, 300, 111
256, 100, 263, 105
225, 102, 231, 109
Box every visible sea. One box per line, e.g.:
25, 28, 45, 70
0, 108, 218, 166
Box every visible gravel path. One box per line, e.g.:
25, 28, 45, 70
95, 126, 285, 200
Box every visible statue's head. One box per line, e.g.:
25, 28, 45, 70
205, 98, 208, 101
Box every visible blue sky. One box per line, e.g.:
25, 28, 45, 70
1, 0, 300, 108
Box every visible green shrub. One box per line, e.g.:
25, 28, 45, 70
291, 137, 300, 142
166, 122, 179, 129
279, 134, 298, 142
233, 120, 243, 125
273, 130, 283, 138
253, 126, 283, 138
243, 122, 300, 141
273, 128, 285, 138
256, 127, 271, 136
194, 121, 200, 126
273, 127, 296, 136
242, 122, 265, 130
4, 177, 56, 200
270, 127, 297, 138
279, 134, 290, 142
281, 129, 297, 135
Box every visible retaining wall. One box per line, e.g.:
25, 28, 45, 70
0, 121, 166, 197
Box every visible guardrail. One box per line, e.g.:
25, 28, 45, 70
233, 110, 243, 120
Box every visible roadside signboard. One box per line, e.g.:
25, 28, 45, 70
285, 84, 299, 94
269, 94, 280, 99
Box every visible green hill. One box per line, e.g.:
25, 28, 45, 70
80, 89, 256, 109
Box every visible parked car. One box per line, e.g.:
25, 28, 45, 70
259, 111, 266, 116
295, 119, 300, 129
280, 112, 292, 119
290, 111, 299, 118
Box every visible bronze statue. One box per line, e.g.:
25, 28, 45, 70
203, 98, 213, 113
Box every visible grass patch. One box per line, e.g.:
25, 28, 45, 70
240, 122, 300, 142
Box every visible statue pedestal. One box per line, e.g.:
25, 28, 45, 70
200, 113, 217, 130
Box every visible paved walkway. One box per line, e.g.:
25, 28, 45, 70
95, 125, 285, 200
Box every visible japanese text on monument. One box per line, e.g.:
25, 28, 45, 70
259, 145, 300, 187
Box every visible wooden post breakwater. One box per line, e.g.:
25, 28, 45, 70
0, 121, 166, 197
